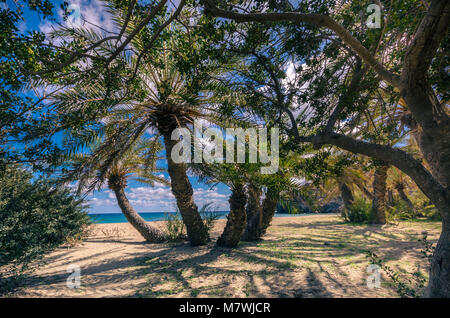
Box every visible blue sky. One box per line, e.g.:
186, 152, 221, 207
9, 0, 232, 213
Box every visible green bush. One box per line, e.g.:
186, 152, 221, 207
366, 250, 427, 298
163, 211, 186, 242
342, 197, 371, 223
199, 203, 220, 238
0, 166, 91, 292
163, 203, 219, 243
388, 198, 440, 221
388, 200, 416, 220
365, 233, 434, 298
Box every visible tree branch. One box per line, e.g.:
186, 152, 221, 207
203, 0, 401, 87
294, 131, 450, 216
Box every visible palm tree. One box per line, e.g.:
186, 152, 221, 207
66, 135, 168, 242
318, 161, 373, 215
370, 163, 389, 224
241, 183, 262, 241
191, 162, 248, 248
47, 19, 226, 245
217, 182, 247, 247
388, 167, 416, 212
259, 187, 279, 237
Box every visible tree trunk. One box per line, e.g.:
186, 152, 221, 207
387, 189, 395, 208
371, 164, 388, 224
162, 131, 208, 246
339, 182, 354, 218
242, 184, 262, 241
401, 38, 450, 295
357, 184, 374, 201
425, 226, 450, 298
402, 88, 450, 191
395, 183, 415, 211
259, 190, 278, 237
217, 184, 247, 248
109, 178, 166, 243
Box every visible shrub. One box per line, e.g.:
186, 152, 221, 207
342, 197, 371, 223
0, 166, 91, 292
410, 192, 440, 220
388, 199, 440, 221
365, 233, 434, 298
366, 250, 426, 298
199, 203, 220, 237
387, 200, 415, 221
163, 211, 186, 242
163, 203, 220, 243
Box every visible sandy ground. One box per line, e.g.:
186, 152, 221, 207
7, 214, 441, 298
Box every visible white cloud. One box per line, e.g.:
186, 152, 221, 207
90, 197, 115, 206
40, 0, 116, 38
88, 183, 230, 212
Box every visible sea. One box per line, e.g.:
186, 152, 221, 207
88, 212, 308, 224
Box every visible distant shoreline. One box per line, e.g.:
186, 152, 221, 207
88, 211, 320, 224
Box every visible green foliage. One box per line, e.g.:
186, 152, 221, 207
163, 203, 220, 243
278, 199, 300, 214
411, 195, 440, 220
365, 233, 434, 298
366, 250, 426, 298
163, 211, 186, 242
342, 197, 371, 223
418, 232, 435, 265
0, 1, 62, 167
0, 165, 91, 292
199, 203, 221, 237
387, 200, 416, 221
388, 197, 440, 221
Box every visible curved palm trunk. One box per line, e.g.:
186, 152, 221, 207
259, 190, 278, 237
162, 132, 208, 246
217, 184, 247, 248
395, 183, 415, 211
387, 189, 395, 208
109, 180, 166, 243
370, 164, 388, 224
357, 184, 374, 201
338, 182, 354, 218
242, 184, 262, 241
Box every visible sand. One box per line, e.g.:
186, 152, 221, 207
8, 214, 441, 298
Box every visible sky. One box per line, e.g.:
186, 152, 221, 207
9, 0, 232, 213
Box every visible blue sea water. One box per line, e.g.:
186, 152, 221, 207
88, 212, 308, 224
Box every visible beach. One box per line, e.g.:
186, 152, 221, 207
10, 214, 441, 298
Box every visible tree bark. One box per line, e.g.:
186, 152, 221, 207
357, 184, 374, 201
425, 226, 450, 298
399, 0, 450, 297
395, 183, 415, 211
162, 132, 208, 246
339, 182, 354, 218
259, 190, 278, 237
217, 184, 247, 248
109, 179, 166, 243
400, 72, 450, 191
242, 184, 262, 241
387, 189, 395, 208
371, 164, 388, 224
